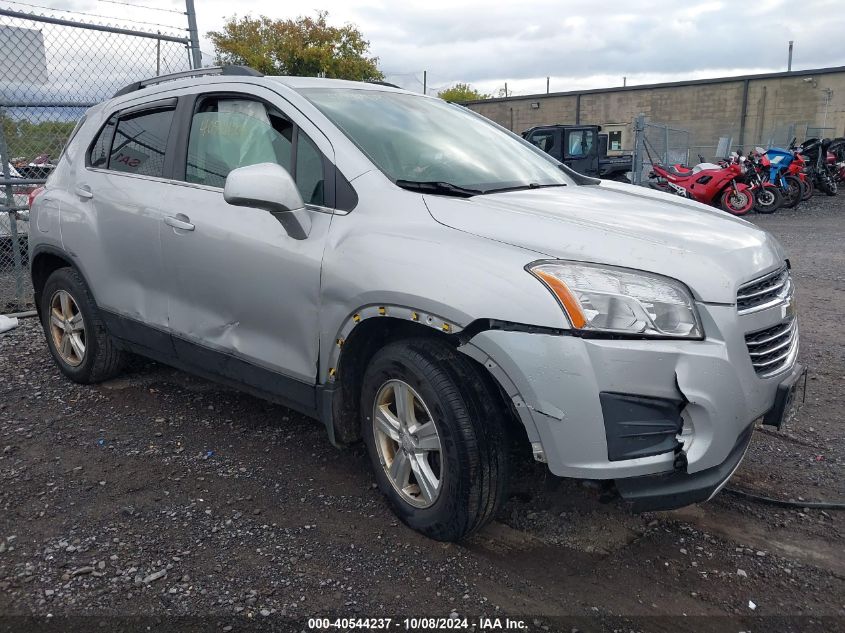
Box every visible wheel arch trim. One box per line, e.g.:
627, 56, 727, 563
323, 303, 546, 458
323, 303, 464, 385
30, 244, 97, 317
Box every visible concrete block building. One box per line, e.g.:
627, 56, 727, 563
463, 66, 845, 159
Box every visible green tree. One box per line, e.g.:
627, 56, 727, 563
208, 11, 383, 81
1, 115, 76, 160
437, 83, 490, 102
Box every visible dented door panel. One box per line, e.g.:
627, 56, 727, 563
160, 183, 329, 384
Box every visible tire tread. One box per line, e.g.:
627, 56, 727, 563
41, 267, 125, 384
362, 338, 509, 541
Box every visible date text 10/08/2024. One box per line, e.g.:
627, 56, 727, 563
308, 617, 529, 630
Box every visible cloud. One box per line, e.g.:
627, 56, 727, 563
13, 0, 844, 95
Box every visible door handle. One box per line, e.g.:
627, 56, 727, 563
74, 185, 94, 199
164, 214, 195, 231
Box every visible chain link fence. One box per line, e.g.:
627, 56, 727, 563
630, 115, 691, 186
1, 7, 195, 313
628, 114, 839, 189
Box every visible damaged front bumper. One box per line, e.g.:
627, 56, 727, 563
460, 303, 800, 504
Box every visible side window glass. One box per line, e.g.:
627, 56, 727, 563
567, 130, 594, 157
89, 116, 116, 168
186, 98, 293, 188
527, 131, 555, 154
109, 109, 174, 177
296, 132, 325, 206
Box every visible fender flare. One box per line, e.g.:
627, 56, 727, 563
29, 244, 96, 316
324, 303, 464, 384
324, 304, 546, 457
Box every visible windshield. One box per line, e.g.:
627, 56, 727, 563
298, 88, 572, 193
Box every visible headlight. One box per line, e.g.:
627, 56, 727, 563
528, 261, 702, 339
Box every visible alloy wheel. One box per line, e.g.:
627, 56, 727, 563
758, 190, 775, 206
726, 190, 751, 213
372, 379, 443, 508
49, 289, 86, 367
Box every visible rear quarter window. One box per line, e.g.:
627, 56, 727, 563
89, 115, 116, 168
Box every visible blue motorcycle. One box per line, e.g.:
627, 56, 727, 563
761, 146, 804, 209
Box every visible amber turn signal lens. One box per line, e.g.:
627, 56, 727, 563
533, 269, 588, 329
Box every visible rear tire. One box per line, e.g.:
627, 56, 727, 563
800, 177, 814, 200
819, 175, 838, 196
40, 267, 125, 384
719, 187, 753, 215
782, 175, 803, 209
361, 338, 509, 541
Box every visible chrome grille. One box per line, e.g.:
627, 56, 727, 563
737, 265, 790, 314
744, 317, 798, 377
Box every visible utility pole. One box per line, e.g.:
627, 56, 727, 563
185, 0, 202, 70
423, 70, 427, 95
546, 76, 549, 94
504, 82, 508, 97
623, 76, 627, 87
788, 40, 793, 72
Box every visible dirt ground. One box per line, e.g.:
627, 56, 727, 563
0, 194, 843, 633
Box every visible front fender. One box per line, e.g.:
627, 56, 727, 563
317, 172, 569, 384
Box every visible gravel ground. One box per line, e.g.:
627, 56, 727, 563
0, 193, 843, 632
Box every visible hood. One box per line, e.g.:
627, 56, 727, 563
424, 181, 785, 304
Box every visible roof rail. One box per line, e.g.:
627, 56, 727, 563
367, 80, 402, 89
113, 65, 263, 98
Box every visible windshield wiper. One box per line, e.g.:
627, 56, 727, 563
395, 180, 483, 198
482, 183, 568, 194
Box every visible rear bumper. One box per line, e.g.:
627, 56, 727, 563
614, 422, 753, 512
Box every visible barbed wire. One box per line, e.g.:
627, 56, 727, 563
97, 0, 186, 15
2, 0, 187, 32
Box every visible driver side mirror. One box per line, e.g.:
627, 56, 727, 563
224, 163, 310, 239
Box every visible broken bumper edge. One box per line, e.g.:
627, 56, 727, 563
615, 422, 754, 513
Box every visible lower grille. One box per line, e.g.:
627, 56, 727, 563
744, 317, 798, 377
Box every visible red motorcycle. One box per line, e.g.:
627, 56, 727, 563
787, 151, 814, 200
649, 160, 755, 215
829, 138, 845, 183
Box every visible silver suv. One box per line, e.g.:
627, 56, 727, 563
29, 67, 804, 541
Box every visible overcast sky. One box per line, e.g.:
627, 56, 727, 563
25, 0, 845, 96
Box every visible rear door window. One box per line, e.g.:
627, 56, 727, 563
108, 109, 174, 177
566, 129, 594, 157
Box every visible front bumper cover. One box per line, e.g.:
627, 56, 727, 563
460, 303, 798, 481
615, 362, 804, 512
614, 422, 753, 512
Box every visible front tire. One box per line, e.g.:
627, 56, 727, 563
361, 338, 509, 541
719, 187, 753, 215
753, 184, 782, 213
40, 267, 125, 384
